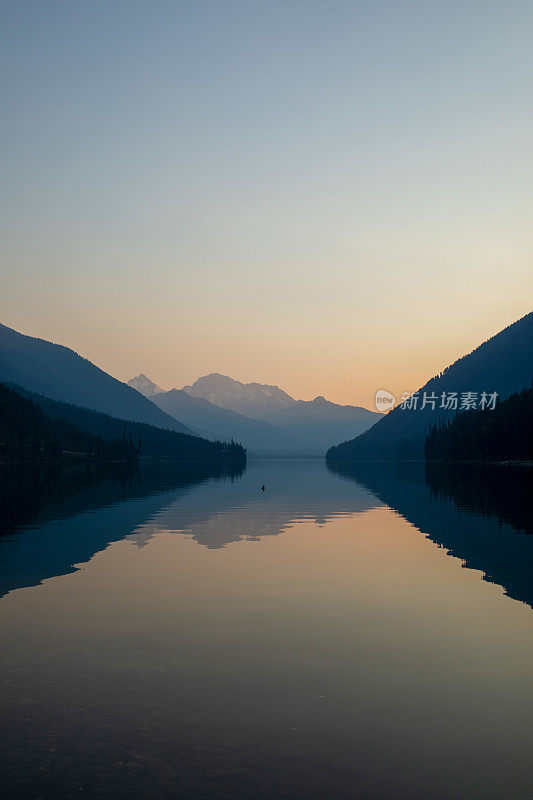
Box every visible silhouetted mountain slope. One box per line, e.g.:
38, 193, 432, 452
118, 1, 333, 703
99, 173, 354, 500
329, 461, 533, 608
327, 312, 533, 461
127, 373, 163, 396
183, 372, 296, 418
0, 323, 194, 434
9, 384, 246, 462
263, 396, 382, 454
425, 387, 533, 461
151, 388, 307, 455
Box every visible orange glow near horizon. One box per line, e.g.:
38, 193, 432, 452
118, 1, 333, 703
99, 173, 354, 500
2, 302, 530, 410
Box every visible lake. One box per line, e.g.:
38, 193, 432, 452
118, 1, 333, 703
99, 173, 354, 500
0, 458, 532, 799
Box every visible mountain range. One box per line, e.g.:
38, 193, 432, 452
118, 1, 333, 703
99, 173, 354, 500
5, 309, 530, 463
129, 372, 383, 455
0, 322, 381, 457
327, 311, 533, 461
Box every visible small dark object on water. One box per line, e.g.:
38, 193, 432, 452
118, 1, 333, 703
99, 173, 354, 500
261, 485, 265, 492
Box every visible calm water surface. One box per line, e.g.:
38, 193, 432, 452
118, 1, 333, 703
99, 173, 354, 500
0, 459, 532, 799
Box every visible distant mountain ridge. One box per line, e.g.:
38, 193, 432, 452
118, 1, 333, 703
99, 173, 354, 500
127, 374, 162, 397
263, 395, 383, 454
131, 371, 382, 455
327, 311, 533, 461
150, 388, 305, 456
182, 372, 296, 418
0, 323, 195, 436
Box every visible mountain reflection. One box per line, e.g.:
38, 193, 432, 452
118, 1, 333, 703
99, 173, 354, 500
328, 461, 533, 608
126, 459, 380, 549
0, 459, 379, 596
2, 458, 531, 608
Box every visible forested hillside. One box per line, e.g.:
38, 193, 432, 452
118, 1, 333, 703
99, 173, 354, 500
1, 383, 246, 463
425, 387, 533, 461
0, 382, 138, 462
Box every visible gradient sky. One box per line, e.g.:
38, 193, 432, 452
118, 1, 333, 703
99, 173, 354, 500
1, 0, 532, 408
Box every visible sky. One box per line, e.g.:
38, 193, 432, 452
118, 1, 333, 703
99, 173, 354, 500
1, 0, 532, 408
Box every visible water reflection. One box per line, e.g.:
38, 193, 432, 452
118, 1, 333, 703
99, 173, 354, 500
1, 458, 532, 800
0, 459, 379, 596
0, 460, 246, 596
328, 461, 533, 608
2, 458, 532, 608
126, 459, 379, 550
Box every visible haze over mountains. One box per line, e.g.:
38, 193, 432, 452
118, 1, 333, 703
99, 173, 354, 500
327, 311, 533, 461
5, 309, 530, 463
129, 372, 383, 455
149, 388, 302, 456
263, 396, 381, 455
0, 321, 381, 458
